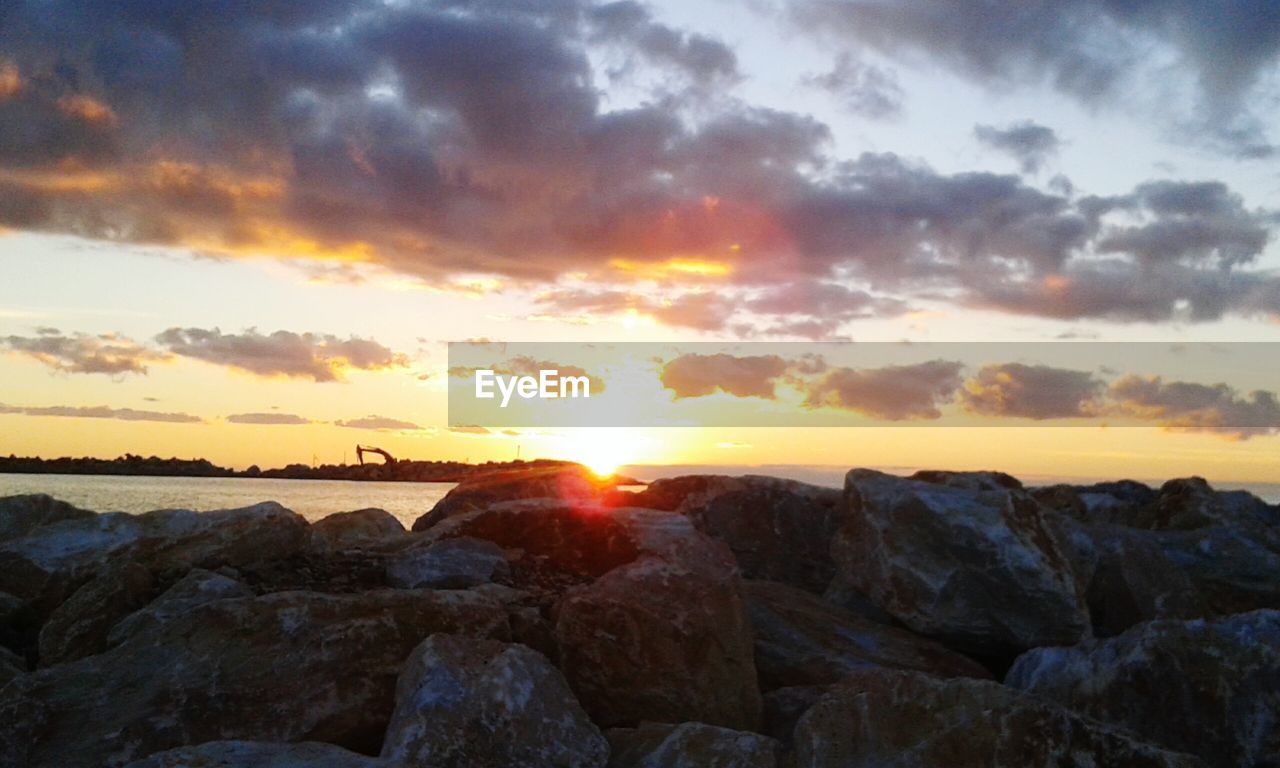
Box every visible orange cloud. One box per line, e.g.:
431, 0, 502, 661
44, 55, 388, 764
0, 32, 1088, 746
0, 61, 22, 101
56, 94, 118, 125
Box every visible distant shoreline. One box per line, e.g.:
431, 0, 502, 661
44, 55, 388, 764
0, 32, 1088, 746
0, 454, 638, 485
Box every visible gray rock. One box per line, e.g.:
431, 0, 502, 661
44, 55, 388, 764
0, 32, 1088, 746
607, 722, 780, 768
794, 669, 1207, 767
386, 537, 509, 589
624, 475, 844, 594
0, 588, 510, 767
124, 741, 383, 767
38, 562, 155, 665
555, 513, 762, 730
743, 580, 990, 691
106, 568, 253, 645
309, 508, 406, 551
413, 463, 615, 531
833, 470, 1088, 659
0, 494, 95, 544
0, 644, 24, 687
1006, 610, 1280, 768
381, 634, 607, 767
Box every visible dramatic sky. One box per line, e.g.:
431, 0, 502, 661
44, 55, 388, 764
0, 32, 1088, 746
1, 0, 1278, 482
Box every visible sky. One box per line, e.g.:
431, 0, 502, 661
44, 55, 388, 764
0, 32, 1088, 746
0, 0, 1278, 482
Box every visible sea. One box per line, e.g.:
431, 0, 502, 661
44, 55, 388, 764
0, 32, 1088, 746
1, 468, 1276, 530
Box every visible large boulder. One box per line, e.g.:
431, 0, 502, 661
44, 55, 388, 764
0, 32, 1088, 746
0, 588, 511, 767
1136, 477, 1278, 532
106, 568, 253, 645
624, 476, 843, 594
743, 580, 989, 690
0, 644, 24, 687
381, 634, 607, 767
413, 463, 616, 531
0, 502, 308, 614
308, 508, 405, 551
554, 511, 762, 730
1006, 610, 1280, 768
832, 470, 1088, 660
123, 741, 383, 767
386, 537, 510, 589
0, 494, 96, 543
1157, 524, 1280, 614
607, 722, 780, 768
37, 562, 155, 665
793, 669, 1207, 768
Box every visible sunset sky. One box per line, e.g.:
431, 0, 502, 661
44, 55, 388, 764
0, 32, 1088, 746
1, 0, 1278, 483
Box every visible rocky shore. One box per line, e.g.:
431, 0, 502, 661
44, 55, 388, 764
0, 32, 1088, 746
1, 464, 1278, 767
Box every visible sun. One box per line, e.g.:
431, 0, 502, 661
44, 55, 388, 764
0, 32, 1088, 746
558, 428, 638, 478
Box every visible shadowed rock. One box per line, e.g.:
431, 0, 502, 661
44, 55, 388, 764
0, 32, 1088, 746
0, 589, 511, 767
833, 470, 1088, 662
794, 669, 1207, 767
624, 475, 844, 594
743, 580, 990, 690
381, 634, 607, 767
0, 494, 96, 544
412, 463, 616, 531
607, 722, 780, 768
1007, 610, 1280, 768
106, 568, 253, 646
37, 562, 154, 666
124, 741, 383, 767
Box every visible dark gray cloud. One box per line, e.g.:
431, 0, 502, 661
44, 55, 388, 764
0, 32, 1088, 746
334, 415, 424, 431
588, 1, 740, 86
1109, 375, 1280, 439
155, 328, 408, 382
661, 353, 790, 398
803, 360, 965, 420
1, 330, 167, 375
0, 403, 201, 423
225, 412, 313, 425
790, 0, 1280, 156
974, 121, 1060, 174
804, 53, 904, 119
960, 363, 1104, 419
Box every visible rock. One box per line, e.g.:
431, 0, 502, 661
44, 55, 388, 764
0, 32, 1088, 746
0, 589, 31, 652
386, 536, 510, 589
309, 508, 405, 551
1080, 526, 1209, 636
910, 470, 1023, 492
1157, 523, 1280, 614
760, 686, 827, 749
555, 528, 762, 730
1033, 481, 1158, 525
38, 562, 155, 665
607, 722, 780, 768
793, 669, 1207, 768
106, 568, 253, 645
381, 634, 607, 767
0, 502, 308, 615
743, 580, 990, 691
413, 463, 616, 531
1137, 477, 1278, 531
625, 475, 844, 594
0, 494, 96, 543
0, 644, 24, 686
833, 470, 1088, 661
0, 588, 511, 767
1006, 610, 1280, 768
123, 741, 383, 767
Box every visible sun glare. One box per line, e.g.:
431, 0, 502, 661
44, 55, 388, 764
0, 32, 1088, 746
558, 428, 638, 477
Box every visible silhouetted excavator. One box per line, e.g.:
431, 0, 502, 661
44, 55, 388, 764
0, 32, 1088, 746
356, 445, 396, 465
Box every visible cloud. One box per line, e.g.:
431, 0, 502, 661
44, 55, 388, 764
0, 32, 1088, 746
803, 360, 964, 420
790, 0, 1280, 156
959, 363, 1104, 419
0, 403, 202, 423
1, 330, 168, 375
225, 412, 313, 425
448, 425, 492, 435
661, 353, 791, 399
156, 328, 408, 382
1109, 375, 1280, 440
334, 415, 423, 431
974, 121, 1060, 174
0, 0, 1275, 332
804, 53, 904, 119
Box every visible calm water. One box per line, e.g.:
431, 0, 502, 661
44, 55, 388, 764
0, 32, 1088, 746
0, 473, 455, 529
